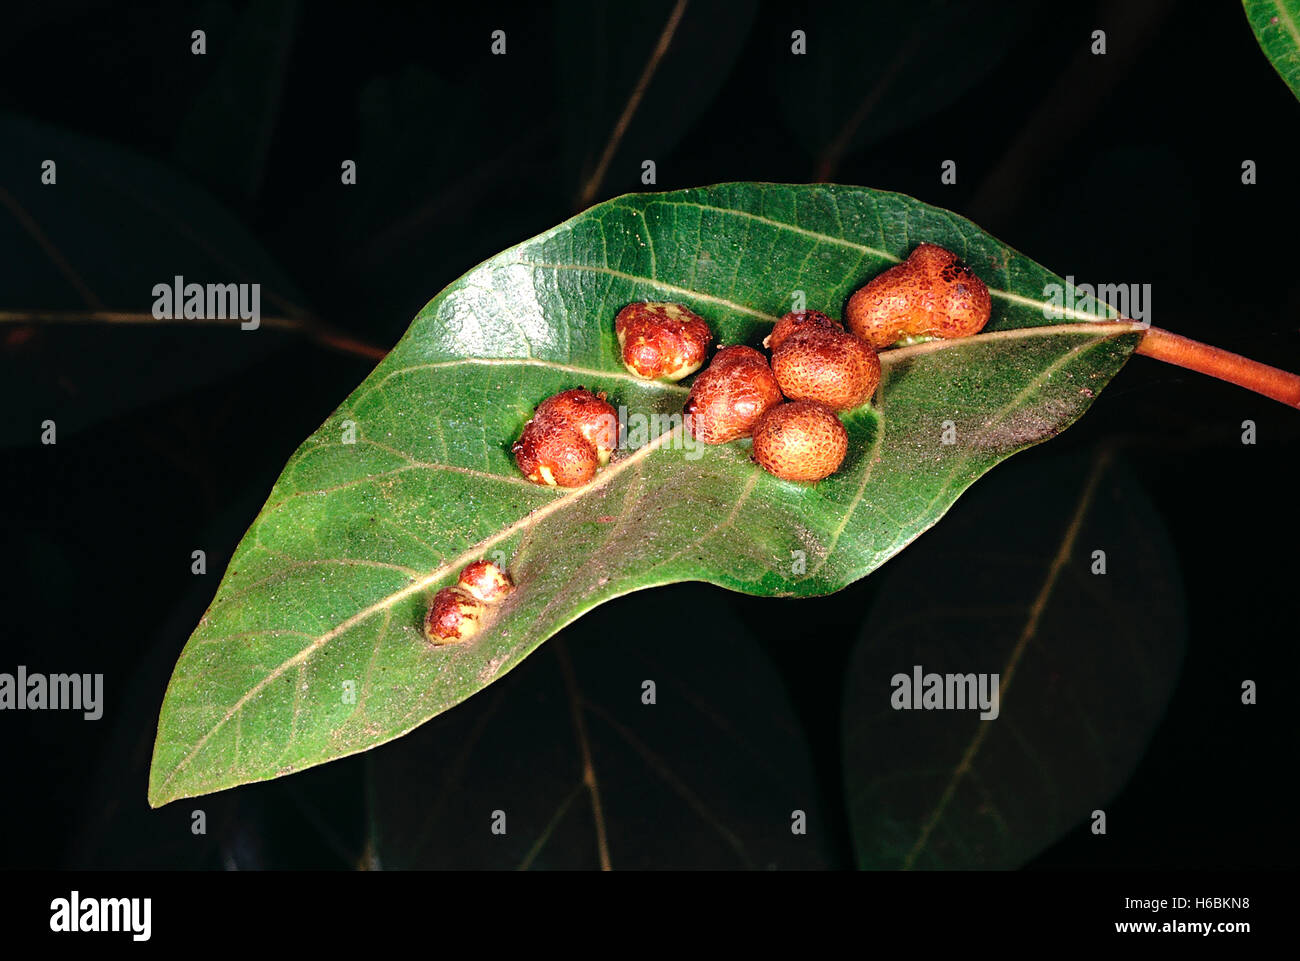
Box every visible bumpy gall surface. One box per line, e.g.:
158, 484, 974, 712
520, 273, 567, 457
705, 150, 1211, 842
771, 329, 880, 410
513, 388, 618, 486
751, 401, 849, 482
458, 560, 514, 604
424, 587, 484, 645
512, 418, 599, 487
763, 310, 844, 351
533, 388, 618, 464
845, 243, 991, 349
684, 345, 784, 444
615, 302, 713, 380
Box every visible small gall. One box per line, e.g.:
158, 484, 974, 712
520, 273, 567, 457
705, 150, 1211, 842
458, 560, 514, 604
845, 243, 991, 349
424, 587, 484, 645
763, 310, 843, 352
751, 401, 849, 483
614, 302, 713, 381
684, 345, 784, 444
771, 328, 880, 411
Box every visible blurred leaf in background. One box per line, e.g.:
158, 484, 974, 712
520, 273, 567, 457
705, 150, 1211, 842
171, 0, 298, 207
556, 0, 757, 206
842, 447, 1185, 869
0, 113, 306, 446
771, 0, 1037, 179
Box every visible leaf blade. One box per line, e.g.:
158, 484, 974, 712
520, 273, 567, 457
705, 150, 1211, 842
1245, 0, 1300, 101
149, 183, 1140, 805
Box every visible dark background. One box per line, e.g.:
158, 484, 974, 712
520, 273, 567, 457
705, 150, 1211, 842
0, 0, 1295, 869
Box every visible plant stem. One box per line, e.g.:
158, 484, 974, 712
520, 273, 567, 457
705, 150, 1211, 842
1135, 326, 1300, 408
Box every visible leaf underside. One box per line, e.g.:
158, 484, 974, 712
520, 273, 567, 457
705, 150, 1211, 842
149, 183, 1140, 806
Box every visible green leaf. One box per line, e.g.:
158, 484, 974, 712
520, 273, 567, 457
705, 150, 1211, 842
149, 182, 1142, 806
1244, 0, 1300, 101
841, 448, 1185, 869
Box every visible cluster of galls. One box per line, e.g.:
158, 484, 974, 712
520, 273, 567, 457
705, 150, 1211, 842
425, 559, 514, 645
511, 244, 991, 487
682, 243, 989, 481
685, 313, 864, 482
444, 247, 987, 647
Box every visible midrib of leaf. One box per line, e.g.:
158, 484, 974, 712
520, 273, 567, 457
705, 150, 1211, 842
153, 185, 1151, 805
154, 318, 1142, 799
153, 424, 683, 796
1270, 0, 1300, 51
1247, 0, 1300, 98
808, 320, 1142, 577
